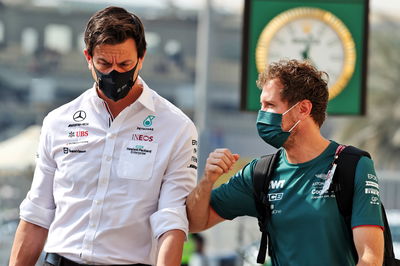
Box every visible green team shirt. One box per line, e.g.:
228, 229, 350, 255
211, 141, 383, 266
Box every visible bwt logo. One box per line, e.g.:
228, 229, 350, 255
269, 180, 285, 189
133, 134, 154, 142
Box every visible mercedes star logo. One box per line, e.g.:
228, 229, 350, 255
73, 110, 86, 122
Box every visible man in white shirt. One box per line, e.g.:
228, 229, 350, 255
9, 6, 198, 266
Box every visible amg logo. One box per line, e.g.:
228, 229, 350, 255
68, 123, 89, 127
269, 180, 285, 189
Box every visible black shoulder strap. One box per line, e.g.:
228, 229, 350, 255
332, 145, 370, 219
331, 145, 370, 261
333, 145, 400, 265
253, 149, 281, 264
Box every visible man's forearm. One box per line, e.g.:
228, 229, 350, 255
186, 148, 238, 232
353, 226, 384, 266
156, 229, 186, 266
9, 220, 48, 266
186, 177, 214, 232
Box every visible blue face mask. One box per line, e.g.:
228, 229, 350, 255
256, 103, 301, 149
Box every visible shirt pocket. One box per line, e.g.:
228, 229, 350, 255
117, 140, 158, 180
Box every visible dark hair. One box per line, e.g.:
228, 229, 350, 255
84, 6, 147, 58
256, 59, 329, 127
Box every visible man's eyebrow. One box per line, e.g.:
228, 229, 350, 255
118, 59, 133, 64
96, 58, 133, 64
261, 100, 275, 105
97, 58, 111, 64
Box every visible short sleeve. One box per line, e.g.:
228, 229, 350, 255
351, 156, 384, 228
210, 159, 259, 220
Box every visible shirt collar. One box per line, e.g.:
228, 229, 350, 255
135, 77, 155, 113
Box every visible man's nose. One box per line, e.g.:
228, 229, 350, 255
104, 65, 124, 74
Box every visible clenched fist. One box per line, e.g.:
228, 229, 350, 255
204, 148, 240, 184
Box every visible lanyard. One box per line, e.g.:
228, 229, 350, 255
320, 145, 346, 194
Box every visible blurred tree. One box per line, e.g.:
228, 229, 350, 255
335, 15, 400, 169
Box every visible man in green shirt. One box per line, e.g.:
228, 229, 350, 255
186, 60, 384, 265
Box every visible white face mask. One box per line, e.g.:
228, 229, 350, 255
282, 102, 301, 132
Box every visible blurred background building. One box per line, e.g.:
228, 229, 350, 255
0, 0, 399, 264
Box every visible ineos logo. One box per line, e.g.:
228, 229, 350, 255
73, 110, 86, 122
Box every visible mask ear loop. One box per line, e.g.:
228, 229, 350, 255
288, 120, 301, 132
282, 102, 300, 116
130, 59, 140, 86
282, 102, 301, 132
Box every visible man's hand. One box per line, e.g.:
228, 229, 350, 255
204, 148, 240, 184
186, 148, 239, 232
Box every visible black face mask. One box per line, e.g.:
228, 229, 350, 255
93, 60, 139, 102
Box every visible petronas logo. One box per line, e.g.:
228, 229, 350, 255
143, 115, 156, 127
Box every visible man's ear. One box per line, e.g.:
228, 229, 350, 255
83, 49, 92, 70
299, 99, 312, 119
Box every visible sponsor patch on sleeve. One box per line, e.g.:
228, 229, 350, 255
187, 139, 198, 170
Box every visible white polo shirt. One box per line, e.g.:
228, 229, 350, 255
20, 79, 198, 265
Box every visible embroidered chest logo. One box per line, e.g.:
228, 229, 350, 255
132, 134, 154, 142
268, 193, 283, 201
143, 115, 156, 127
68, 130, 89, 138
63, 147, 86, 154
269, 180, 285, 189
73, 110, 86, 122
127, 145, 152, 155
315, 173, 328, 180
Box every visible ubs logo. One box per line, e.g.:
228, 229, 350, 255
68, 131, 89, 138
73, 110, 86, 122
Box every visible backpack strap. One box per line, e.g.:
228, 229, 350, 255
331, 145, 370, 261
331, 145, 370, 219
253, 149, 281, 264
332, 145, 400, 265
